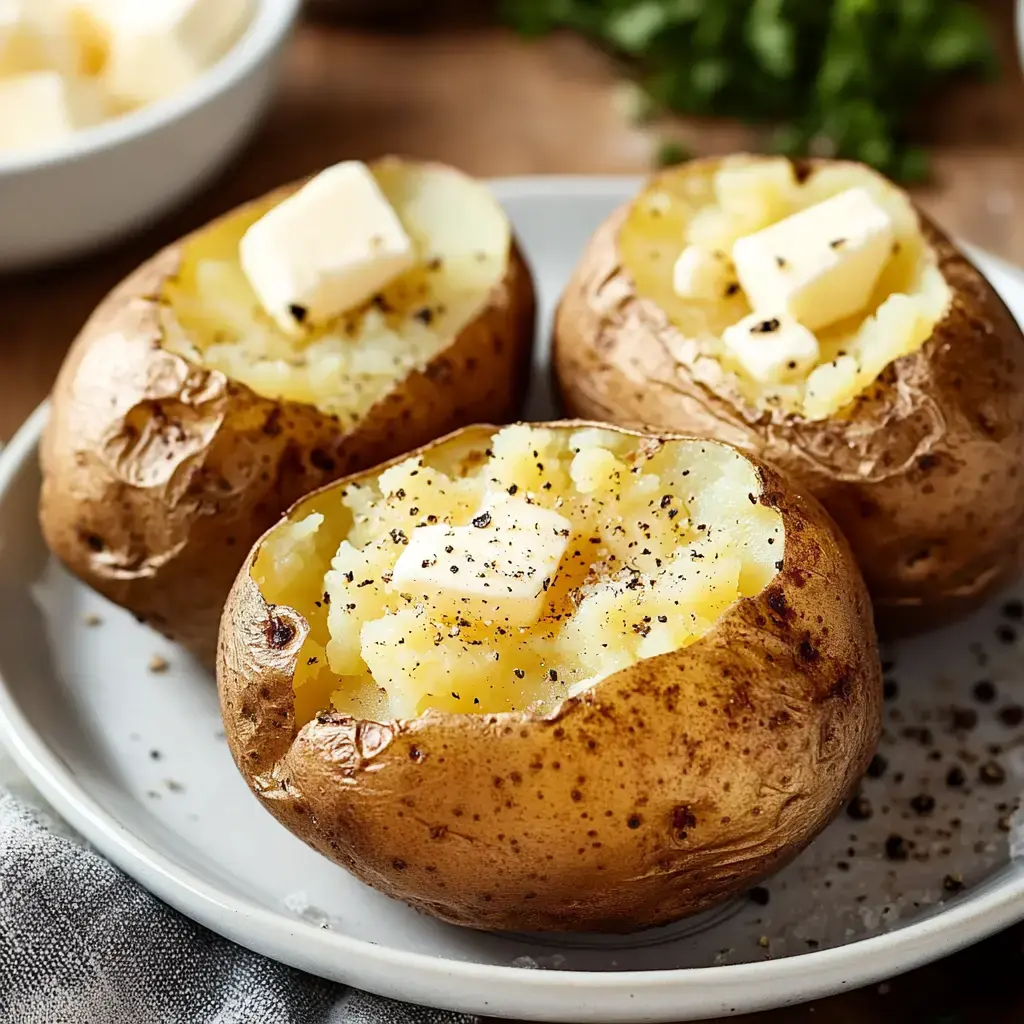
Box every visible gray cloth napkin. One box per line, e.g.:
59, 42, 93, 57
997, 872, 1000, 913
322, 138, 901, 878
0, 787, 478, 1024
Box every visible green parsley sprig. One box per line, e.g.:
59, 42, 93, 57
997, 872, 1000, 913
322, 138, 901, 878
503, 0, 997, 180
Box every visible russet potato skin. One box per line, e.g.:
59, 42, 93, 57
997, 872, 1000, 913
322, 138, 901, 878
553, 157, 1024, 636
39, 173, 536, 666
218, 422, 882, 933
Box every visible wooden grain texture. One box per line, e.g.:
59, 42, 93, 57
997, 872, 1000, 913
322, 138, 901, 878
4, 4, 1024, 1018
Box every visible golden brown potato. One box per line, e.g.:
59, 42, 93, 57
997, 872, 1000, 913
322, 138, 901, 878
218, 421, 881, 933
40, 159, 535, 664
554, 155, 1024, 635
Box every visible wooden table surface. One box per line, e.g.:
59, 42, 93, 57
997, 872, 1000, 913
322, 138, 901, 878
5, 3, 1024, 1020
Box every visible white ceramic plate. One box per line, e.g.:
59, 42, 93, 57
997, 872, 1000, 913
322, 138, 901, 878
3, 178, 1024, 1022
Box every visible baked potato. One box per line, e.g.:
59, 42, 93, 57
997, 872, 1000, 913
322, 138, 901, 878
554, 155, 1024, 635
218, 420, 881, 933
40, 159, 535, 665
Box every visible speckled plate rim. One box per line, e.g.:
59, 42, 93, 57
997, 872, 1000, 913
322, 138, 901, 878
1, 177, 1024, 1022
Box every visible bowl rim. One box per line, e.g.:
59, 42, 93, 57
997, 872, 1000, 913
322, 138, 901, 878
0, 0, 301, 177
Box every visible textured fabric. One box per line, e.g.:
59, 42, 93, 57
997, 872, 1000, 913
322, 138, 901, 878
0, 788, 478, 1024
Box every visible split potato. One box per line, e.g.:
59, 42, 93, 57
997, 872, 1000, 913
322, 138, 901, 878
554, 155, 1024, 634
218, 421, 881, 933
40, 159, 535, 664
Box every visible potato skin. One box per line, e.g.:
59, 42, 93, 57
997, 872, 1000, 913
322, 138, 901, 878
39, 175, 535, 666
218, 422, 882, 933
553, 157, 1024, 636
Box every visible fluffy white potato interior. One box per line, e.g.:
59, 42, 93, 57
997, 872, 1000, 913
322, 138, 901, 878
253, 426, 784, 721
621, 157, 951, 420
160, 162, 510, 426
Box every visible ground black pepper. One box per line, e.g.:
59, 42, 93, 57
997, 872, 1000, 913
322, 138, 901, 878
847, 795, 873, 820
979, 761, 1006, 785
973, 680, 997, 703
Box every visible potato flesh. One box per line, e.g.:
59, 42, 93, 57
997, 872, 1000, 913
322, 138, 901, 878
254, 426, 783, 721
621, 157, 951, 420
160, 163, 510, 425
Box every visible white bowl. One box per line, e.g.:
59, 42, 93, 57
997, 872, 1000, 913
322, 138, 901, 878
0, 0, 300, 271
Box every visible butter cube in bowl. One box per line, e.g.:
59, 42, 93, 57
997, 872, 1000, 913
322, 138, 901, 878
0, 0, 300, 269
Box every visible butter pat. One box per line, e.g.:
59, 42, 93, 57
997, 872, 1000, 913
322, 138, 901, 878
240, 161, 415, 336
98, 0, 251, 108
722, 311, 820, 384
391, 499, 571, 626
0, 71, 105, 154
672, 245, 729, 301
732, 188, 895, 331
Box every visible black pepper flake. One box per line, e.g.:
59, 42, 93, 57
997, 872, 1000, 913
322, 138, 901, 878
390, 529, 407, 545
409, 506, 420, 516
449, 565, 459, 574
775, 255, 787, 268
996, 624, 1017, 645
999, 705, 1024, 727
950, 707, 978, 732
750, 317, 781, 334
973, 680, 997, 703
513, 668, 525, 679
867, 754, 888, 779
413, 307, 434, 325
910, 793, 936, 816
946, 765, 966, 788
748, 886, 770, 906
724, 282, 740, 297
901, 726, 932, 746
883, 679, 899, 700
660, 495, 673, 508
548, 669, 558, 681
1002, 599, 1024, 621
829, 238, 847, 249
289, 303, 308, 324
847, 795, 873, 820
979, 760, 1006, 785
472, 512, 492, 529
507, 484, 518, 495
943, 873, 965, 894
885, 834, 910, 861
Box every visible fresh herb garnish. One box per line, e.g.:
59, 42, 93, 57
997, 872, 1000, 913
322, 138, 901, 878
503, 0, 996, 181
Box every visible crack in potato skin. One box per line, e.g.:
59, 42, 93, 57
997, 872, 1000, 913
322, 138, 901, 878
553, 156, 1024, 636
39, 164, 536, 665
217, 422, 882, 933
